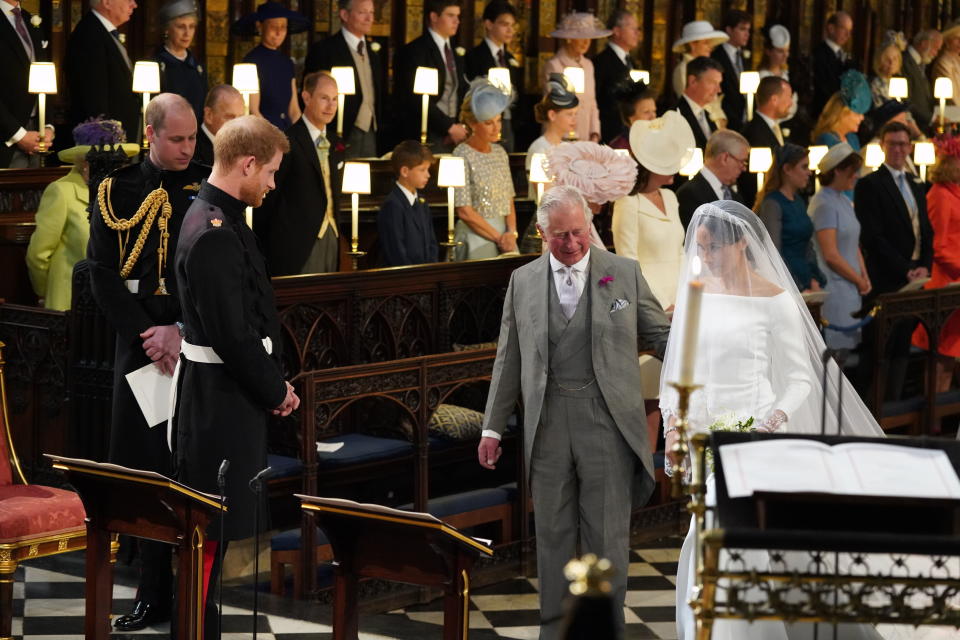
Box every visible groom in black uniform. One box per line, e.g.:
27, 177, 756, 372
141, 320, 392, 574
86, 92, 209, 631
173, 115, 299, 638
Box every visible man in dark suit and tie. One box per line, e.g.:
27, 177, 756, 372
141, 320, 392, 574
738, 76, 792, 207
193, 84, 245, 166
903, 29, 942, 135
595, 9, 640, 143
464, 1, 518, 151
304, 0, 383, 158
255, 72, 343, 275
0, 0, 53, 168
710, 9, 751, 133
812, 11, 856, 117
65, 0, 140, 144
377, 140, 438, 266
855, 121, 933, 400
676, 56, 723, 150
676, 129, 748, 229
395, 0, 468, 153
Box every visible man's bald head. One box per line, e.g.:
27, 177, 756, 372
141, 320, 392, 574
203, 84, 246, 135
146, 92, 195, 132
302, 71, 339, 128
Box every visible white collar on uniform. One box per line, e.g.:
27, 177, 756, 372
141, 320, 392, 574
396, 181, 418, 206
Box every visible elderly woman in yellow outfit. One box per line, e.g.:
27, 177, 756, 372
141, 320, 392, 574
25, 119, 137, 310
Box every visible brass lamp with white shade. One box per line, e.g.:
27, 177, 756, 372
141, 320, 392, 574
935, 77, 953, 131
748, 147, 773, 192
232, 63, 260, 115
629, 70, 650, 84
529, 152, 551, 205
739, 71, 761, 121
28, 62, 56, 154
413, 67, 439, 144
437, 155, 466, 261
329, 66, 356, 138
487, 67, 511, 94
864, 143, 885, 170
341, 161, 371, 269
679, 148, 703, 178
914, 141, 936, 183
132, 61, 161, 150
808, 145, 829, 193
888, 77, 908, 101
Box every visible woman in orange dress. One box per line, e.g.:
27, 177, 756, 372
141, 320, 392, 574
913, 138, 960, 391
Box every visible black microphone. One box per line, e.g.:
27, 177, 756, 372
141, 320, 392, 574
248, 466, 272, 492
217, 459, 230, 487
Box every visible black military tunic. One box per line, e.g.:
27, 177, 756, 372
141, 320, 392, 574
173, 180, 287, 541
86, 156, 210, 613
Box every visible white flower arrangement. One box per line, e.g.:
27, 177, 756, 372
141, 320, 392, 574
118, 33, 126, 44
742, 49, 751, 60
369, 41, 381, 53
455, 46, 465, 56
30, 14, 41, 27
508, 57, 519, 67
704, 414, 755, 472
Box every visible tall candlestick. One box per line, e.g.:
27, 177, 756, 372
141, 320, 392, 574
446, 186, 455, 234
37, 93, 46, 149
746, 92, 754, 121
678, 257, 704, 385
536, 182, 544, 206
941, 96, 947, 132
421, 94, 429, 144
337, 93, 346, 138
351, 192, 359, 252
141, 93, 150, 149
243, 93, 251, 116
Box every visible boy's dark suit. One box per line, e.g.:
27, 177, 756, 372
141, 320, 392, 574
377, 184, 438, 267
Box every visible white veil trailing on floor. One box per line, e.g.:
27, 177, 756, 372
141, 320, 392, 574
658, 199, 883, 439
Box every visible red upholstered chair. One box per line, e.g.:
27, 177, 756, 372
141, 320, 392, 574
0, 342, 88, 638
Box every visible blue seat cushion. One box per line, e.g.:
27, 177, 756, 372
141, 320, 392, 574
881, 396, 924, 418
271, 527, 328, 552
936, 389, 960, 406
317, 433, 413, 468
266, 454, 303, 480
398, 487, 511, 518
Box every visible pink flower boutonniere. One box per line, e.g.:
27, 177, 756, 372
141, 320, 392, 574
599, 276, 614, 287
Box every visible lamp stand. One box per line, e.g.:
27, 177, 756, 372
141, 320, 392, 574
141, 93, 150, 150
420, 94, 429, 144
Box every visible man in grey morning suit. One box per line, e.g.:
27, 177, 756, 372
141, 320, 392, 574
478, 185, 671, 639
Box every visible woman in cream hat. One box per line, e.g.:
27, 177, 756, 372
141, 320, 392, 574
453, 80, 516, 260
933, 21, 960, 106
25, 119, 138, 311
543, 12, 610, 142
671, 20, 729, 126
612, 111, 695, 445
757, 24, 798, 123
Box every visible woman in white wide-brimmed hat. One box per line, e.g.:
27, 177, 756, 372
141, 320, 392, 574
543, 12, 610, 143
671, 20, 728, 128
612, 111, 696, 447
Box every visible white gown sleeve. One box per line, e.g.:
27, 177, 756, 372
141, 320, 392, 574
769, 293, 813, 421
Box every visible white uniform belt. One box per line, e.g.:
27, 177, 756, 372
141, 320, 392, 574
167, 336, 273, 451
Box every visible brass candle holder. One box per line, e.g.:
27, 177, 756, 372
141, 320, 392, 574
439, 230, 462, 262
668, 381, 700, 498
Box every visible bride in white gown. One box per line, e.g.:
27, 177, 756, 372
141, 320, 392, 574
659, 201, 954, 640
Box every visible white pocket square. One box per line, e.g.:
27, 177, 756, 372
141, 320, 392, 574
610, 298, 629, 313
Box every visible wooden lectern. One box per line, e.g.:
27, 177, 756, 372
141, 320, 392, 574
45, 454, 224, 640
296, 494, 494, 640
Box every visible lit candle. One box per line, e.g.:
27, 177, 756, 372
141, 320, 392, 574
337, 94, 346, 138
351, 192, 359, 251
678, 257, 704, 386
446, 186, 455, 235
421, 94, 429, 144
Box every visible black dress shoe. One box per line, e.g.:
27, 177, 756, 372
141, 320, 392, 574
114, 600, 171, 631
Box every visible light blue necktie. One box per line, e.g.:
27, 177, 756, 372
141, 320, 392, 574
897, 172, 917, 215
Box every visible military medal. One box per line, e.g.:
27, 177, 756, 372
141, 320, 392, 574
155, 277, 169, 295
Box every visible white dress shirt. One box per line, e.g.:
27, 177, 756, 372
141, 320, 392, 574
3, 1, 35, 146
91, 8, 118, 34
722, 42, 742, 73
341, 26, 363, 53
825, 38, 845, 61
428, 27, 451, 60
607, 41, 629, 67
480, 250, 591, 441
700, 166, 727, 200
757, 111, 783, 145
396, 181, 418, 206
201, 123, 215, 144
884, 163, 921, 260
682, 94, 712, 139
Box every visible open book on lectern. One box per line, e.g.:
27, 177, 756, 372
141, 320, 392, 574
719, 439, 960, 500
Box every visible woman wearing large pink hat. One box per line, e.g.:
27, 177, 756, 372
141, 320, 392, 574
542, 12, 610, 143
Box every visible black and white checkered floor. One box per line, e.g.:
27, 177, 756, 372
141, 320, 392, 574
10, 538, 681, 639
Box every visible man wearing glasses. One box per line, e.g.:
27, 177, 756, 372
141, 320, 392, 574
676, 129, 749, 229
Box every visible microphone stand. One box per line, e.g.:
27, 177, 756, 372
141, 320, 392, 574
249, 466, 272, 640
216, 459, 229, 640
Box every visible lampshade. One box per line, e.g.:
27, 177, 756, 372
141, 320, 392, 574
529, 153, 550, 184
413, 67, 439, 95
888, 77, 908, 100
232, 63, 260, 93
864, 143, 885, 169
748, 147, 773, 173
437, 156, 466, 188
914, 141, 936, 167
487, 67, 511, 94
132, 61, 161, 94
739, 71, 760, 95
808, 145, 829, 171
563, 67, 585, 94
28, 62, 57, 94
679, 148, 703, 177
341, 162, 371, 194
629, 70, 650, 84
330, 66, 356, 95
935, 77, 954, 100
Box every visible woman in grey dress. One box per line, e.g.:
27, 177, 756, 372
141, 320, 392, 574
810, 143, 871, 350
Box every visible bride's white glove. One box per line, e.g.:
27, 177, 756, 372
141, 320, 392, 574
757, 409, 787, 433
